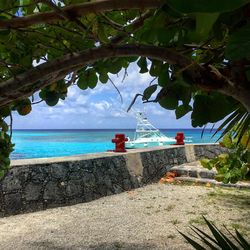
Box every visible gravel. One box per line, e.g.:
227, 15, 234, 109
0, 183, 249, 250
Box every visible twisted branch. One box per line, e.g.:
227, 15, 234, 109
0, 0, 164, 29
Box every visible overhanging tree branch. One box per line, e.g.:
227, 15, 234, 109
0, 0, 163, 29
0, 44, 187, 107
1, 44, 247, 111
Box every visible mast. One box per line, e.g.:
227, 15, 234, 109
134, 112, 162, 140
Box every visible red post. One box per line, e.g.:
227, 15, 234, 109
111, 134, 128, 152
175, 132, 185, 145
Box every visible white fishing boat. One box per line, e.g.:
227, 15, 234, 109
125, 112, 175, 149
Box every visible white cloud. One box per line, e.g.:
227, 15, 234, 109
76, 95, 88, 105
67, 86, 78, 98
90, 101, 111, 111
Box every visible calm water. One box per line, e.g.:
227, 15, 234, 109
11, 129, 221, 159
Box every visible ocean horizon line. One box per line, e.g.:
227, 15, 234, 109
13, 128, 220, 131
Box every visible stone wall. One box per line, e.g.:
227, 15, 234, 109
0, 144, 225, 216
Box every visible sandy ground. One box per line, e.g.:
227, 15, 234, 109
0, 183, 249, 250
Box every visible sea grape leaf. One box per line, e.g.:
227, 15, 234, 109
0, 106, 11, 117
157, 28, 177, 44
77, 75, 88, 90
0, 120, 8, 132
98, 23, 109, 44
107, 61, 123, 74
87, 70, 98, 89
77, 69, 98, 89
99, 72, 109, 83
225, 24, 250, 60
175, 104, 192, 119
44, 91, 59, 106
158, 64, 169, 87
149, 60, 163, 77
137, 57, 148, 73
196, 13, 219, 40
172, 84, 192, 105
143, 84, 157, 101
200, 158, 213, 169
191, 94, 235, 127
16, 99, 32, 115
167, 0, 249, 13
159, 91, 178, 110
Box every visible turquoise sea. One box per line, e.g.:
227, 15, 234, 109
11, 129, 221, 160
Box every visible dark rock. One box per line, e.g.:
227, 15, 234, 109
43, 181, 64, 202
4, 193, 22, 214
2, 175, 22, 193
65, 180, 83, 198
24, 183, 42, 201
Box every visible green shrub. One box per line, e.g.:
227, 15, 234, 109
200, 128, 250, 184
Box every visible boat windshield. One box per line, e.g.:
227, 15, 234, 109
135, 130, 164, 139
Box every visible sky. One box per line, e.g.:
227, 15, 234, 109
13, 63, 197, 129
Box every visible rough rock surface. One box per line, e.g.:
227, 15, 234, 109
0, 144, 226, 216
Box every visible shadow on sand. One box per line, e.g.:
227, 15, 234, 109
29, 240, 159, 250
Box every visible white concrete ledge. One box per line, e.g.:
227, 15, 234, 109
11, 143, 217, 167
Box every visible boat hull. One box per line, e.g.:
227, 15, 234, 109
125, 140, 175, 149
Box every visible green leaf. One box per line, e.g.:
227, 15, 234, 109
171, 80, 192, 105
212, 109, 241, 139
0, 30, 11, 42
98, 24, 109, 44
87, 71, 98, 89
225, 24, 250, 60
215, 174, 225, 182
0, 106, 11, 117
157, 28, 177, 44
126, 56, 138, 62
167, 0, 249, 13
137, 57, 148, 73
44, 91, 59, 106
202, 223, 239, 250
196, 13, 219, 40
77, 75, 88, 90
159, 92, 178, 110
107, 62, 122, 74
222, 133, 233, 148
175, 104, 192, 119
235, 229, 250, 249
16, 99, 32, 116
158, 67, 169, 87
203, 217, 233, 249
178, 230, 206, 250
190, 226, 220, 250
149, 60, 163, 77
0, 120, 8, 132
77, 69, 98, 89
99, 72, 109, 83
142, 84, 157, 101
200, 158, 211, 169
191, 94, 235, 127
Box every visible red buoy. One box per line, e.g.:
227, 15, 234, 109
175, 132, 185, 145
111, 134, 128, 152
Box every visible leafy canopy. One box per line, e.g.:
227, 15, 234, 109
0, 0, 250, 176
